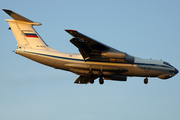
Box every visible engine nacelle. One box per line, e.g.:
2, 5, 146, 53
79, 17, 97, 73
104, 75, 127, 81
101, 52, 126, 59
101, 52, 134, 63
124, 54, 134, 63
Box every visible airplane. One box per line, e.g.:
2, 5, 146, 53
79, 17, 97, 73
3, 9, 178, 84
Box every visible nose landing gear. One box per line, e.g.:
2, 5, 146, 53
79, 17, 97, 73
144, 77, 148, 84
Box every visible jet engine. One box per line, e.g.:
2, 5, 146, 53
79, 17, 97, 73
101, 52, 134, 63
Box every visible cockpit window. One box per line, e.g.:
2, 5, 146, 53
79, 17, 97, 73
163, 62, 173, 67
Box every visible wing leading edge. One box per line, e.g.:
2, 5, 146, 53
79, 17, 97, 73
65, 29, 134, 63
65, 30, 123, 59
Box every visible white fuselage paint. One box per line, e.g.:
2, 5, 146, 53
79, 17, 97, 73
15, 48, 175, 79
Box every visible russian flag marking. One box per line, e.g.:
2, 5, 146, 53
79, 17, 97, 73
24, 33, 39, 38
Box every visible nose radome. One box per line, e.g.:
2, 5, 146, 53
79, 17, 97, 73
175, 68, 179, 74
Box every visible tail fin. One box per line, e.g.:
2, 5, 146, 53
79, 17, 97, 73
3, 9, 48, 49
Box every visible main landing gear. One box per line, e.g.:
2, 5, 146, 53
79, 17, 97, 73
89, 76, 104, 85
99, 77, 104, 85
98, 71, 104, 85
144, 77, 148, 84
89, 71, 104, 85
89, 71, 94, 84
90, 77, 94, 84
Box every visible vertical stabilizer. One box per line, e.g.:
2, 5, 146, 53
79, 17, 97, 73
3, 9, 48, 49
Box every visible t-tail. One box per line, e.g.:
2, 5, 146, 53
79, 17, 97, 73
3, 9, 51, 50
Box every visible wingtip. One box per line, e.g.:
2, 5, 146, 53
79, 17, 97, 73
2, 9, 11, 12
3, 9, 13, 15
65, 29, 77, 32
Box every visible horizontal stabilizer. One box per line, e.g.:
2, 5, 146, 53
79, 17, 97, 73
3, 9, 33, 22
3, 9, 48, 49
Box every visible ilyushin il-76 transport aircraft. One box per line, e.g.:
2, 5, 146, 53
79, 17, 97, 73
3, 9, 178, 84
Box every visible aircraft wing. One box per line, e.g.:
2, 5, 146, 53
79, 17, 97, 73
65, 30, 123, 60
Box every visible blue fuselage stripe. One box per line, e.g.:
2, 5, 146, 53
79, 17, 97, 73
20, 51, 171, 69
24, 51, 84, 61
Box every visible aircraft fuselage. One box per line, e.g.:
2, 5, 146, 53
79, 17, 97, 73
15, 48, 178, 81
